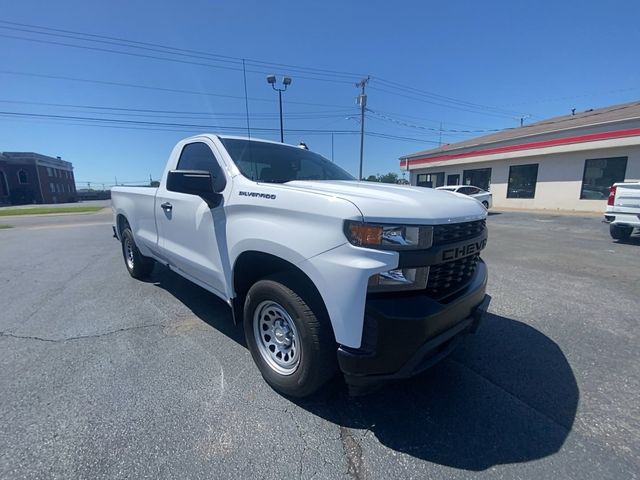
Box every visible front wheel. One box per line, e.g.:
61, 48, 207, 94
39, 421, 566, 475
243, 273, 337, 397
609, 224, 633, 240
482, 200, 489, 209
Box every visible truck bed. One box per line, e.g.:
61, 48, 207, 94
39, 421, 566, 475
111, 186, 159, 253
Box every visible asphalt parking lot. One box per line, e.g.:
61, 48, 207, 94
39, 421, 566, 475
0, 208, 638, 479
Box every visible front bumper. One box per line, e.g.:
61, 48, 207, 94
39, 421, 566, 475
337, 260, 490, 394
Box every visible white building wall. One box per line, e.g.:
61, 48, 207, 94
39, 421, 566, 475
409, 145, 640, 212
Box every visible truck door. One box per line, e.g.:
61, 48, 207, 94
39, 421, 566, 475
155, 141, 229, 299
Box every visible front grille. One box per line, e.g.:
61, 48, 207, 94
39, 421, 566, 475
426, 253, 480, 299
432, 220, 485, 246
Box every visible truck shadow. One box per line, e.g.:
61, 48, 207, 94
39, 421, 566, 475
149, 265, 578, 471
614, 235, 640, 245
146, 264, 246, 346
295, 312, 579, 471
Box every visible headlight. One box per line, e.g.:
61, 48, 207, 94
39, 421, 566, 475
344, 221, 433, 292
344, 221, 432, 250
367, 267, 429, 293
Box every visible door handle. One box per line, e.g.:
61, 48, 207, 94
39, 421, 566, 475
161, 202, 173, 211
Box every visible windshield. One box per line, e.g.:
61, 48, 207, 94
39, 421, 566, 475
221, 138, 355, 183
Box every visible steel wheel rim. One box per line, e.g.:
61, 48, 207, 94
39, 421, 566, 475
124, 237, 135, 270
253, 300, 300, 376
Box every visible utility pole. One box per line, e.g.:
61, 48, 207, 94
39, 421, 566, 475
439, 122, 443, 146
356, 76, 370, 180
331, 132, 334, 162
518, 114, 531, 127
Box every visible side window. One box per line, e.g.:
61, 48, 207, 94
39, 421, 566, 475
177, 142, 226, 191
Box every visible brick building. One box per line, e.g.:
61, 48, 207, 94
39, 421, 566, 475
0, 152, 76, 205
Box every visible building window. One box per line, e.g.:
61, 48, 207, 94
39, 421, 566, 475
17, 170, 28, 184
507, 164, 539, 199
463, 168, 492, 191
47, 167, 53, 176
580, 157, 627, 200
416, 172, 444, 188
447, 174, 460, 186
50, 183, 55, 193
0, 171, 9, 196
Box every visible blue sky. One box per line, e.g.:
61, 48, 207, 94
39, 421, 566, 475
1, 0, 639, 186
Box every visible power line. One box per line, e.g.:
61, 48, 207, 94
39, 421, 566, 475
366, 132, 440, 144
368, 85, 522, 120
372, 76, 528, 117
0, 28, 358, 85
366, 108, 504, 133
0, 110, 363, 134
0, 110, 443, 147
0, 20, 366, 81
369, 109, 499, 129
0, 19, 534, 116
0, 70, 354, 109
0, 99, 354, 120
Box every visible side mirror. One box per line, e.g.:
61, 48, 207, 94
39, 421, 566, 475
166, 170, 223, 208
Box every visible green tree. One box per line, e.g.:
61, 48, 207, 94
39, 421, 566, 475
378, 172, 399, 184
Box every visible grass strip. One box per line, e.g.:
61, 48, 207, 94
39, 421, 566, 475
0, 206, 104, 217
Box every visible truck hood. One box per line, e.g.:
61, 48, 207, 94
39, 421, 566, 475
281, 180, 487, 224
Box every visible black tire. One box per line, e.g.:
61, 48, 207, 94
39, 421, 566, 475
610, 224, 633, 240
243, 272, 337, 397
121, 227, 154, 278
482, 201, 489, 209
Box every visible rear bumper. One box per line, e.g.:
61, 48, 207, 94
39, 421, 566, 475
603, 212, 640, 228
338, 260, 489, 394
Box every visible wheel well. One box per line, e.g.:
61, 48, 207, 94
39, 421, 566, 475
232, 251, 328, 324
116, 214, 129, 238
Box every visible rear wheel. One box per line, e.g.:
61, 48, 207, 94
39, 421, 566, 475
121, 227, 154, 278
609, 224, 633, 240
243, 273, 336, 397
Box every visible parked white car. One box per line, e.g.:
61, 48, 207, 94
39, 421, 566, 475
436, 185, 493, 209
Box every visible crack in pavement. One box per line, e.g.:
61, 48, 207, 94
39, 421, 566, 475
17, 252, 105, 330
339, 426, 365, 480
0, 322, 166, 344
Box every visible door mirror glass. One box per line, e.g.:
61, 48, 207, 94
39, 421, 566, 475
166, 170, 223, 208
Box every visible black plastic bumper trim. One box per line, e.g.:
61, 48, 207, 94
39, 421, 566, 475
338, 262, 490, 393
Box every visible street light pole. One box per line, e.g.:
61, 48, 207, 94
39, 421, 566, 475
278, 89, 284, 143
267, 75, 292, 143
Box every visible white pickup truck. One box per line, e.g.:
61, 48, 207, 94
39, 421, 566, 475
604, 182, 640, 240
111, 134, 490, 396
